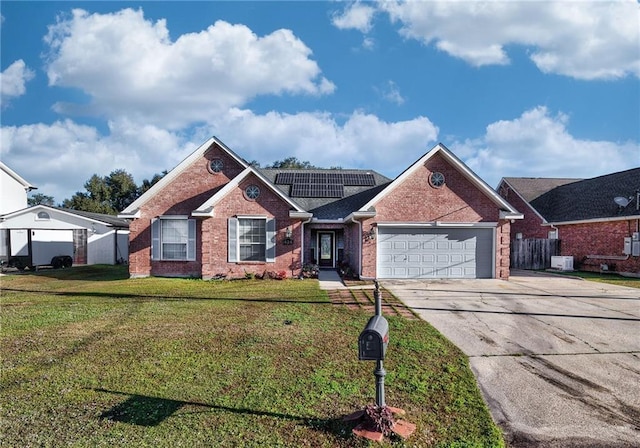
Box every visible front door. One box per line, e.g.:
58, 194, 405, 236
318, 232, 334, 268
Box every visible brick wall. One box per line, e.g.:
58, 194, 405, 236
361, 154, 512, 279
558, 219, 640, 274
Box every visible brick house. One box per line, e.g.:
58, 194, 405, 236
498, 168, 640, 275
119, 137, 521, 280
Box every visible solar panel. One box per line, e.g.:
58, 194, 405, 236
277, 171, 375, 186
276, 171, 374, 197
342, 173, 375, 186
275, 172, 296, 184
291, 183, 344, 198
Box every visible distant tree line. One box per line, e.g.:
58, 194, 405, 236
28, 170, 168, 215
28, 157, 339, 215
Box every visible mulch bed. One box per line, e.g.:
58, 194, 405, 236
328, 287, 418, 320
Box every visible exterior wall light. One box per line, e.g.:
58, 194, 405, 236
283, 226, 293, 245
364, 227, 376, 242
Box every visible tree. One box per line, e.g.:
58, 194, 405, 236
63, 170, 138, 215
267, 157, 319, 169
28, 193, 55, 207
138, 170, 167, 196
106, 169, 138, 212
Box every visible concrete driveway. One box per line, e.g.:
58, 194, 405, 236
383, 271, 640, 447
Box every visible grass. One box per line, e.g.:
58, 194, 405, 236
1, 265, 504, 447
551, 270, 640, 289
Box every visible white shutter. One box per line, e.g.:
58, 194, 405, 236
151, 218, 160, 260
266, 218, 276, 262
187, 219, 196, 261
228, 218, 238, 262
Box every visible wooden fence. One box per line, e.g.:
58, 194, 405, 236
511, 238, 560, 270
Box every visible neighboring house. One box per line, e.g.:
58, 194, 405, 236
119, 137, 521, 280
0, 161, 36, 215
498, 168, 640, 275
0, 205, 129, 268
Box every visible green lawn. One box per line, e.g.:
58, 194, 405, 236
1, 265, 503, 447
552, 270, 640, 289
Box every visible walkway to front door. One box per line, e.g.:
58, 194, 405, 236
317, 270, 417, 320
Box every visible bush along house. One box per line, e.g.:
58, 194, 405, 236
119, 137, 522, 280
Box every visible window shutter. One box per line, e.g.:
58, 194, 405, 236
187, 219, 196, 261
228, 217, 238, 262
266, 218, 276, 262
151, 218, 160, 260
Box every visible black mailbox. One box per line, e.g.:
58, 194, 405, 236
358, 315, 389, 361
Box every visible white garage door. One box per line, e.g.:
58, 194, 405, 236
377, 227, 494, 279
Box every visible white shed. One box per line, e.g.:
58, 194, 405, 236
0, 205, 129, 269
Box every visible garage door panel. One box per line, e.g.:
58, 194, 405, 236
377, 227, 493, 279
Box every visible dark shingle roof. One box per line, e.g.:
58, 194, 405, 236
60, 208, 130, 228
258, 168, 392, 219
527, 168, 640, 222
503, 177, 582, 202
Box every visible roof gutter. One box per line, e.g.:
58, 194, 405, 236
542, 215, 640, 226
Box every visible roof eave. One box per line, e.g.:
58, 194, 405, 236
345, 211, 377, 222
117, 209, 141, 219
543, 214, 640, 226
290, 211, 313, 219
500, 211, 524, 220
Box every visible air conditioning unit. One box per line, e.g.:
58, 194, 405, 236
551, 256, 574, 271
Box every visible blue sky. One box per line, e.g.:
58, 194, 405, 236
1, 1, 639, 204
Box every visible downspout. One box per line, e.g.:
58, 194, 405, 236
300, 215, 313, 276
346, 215, 363, 278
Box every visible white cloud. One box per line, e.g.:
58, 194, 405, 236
207, 109, 438, 176
44, 8, 335, 129
331, 1, 376, 33
378, 0, 640, 80
1, 60, 35, 105
379, 80, 405, 105
0, 119, 186, 203
453, 106, 640, 187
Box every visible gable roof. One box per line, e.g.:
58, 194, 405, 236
0, 161, 37, 191
528, 167, 640, 224
358, 143, 522, 219
192, 167, 307, 217
259, 168, 392, 220
1, 205, 129, 228
119, 136, 249, 218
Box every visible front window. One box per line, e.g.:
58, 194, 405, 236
152, 217, 195, 261
161, 219, 189, 260
239, 218, 266, 261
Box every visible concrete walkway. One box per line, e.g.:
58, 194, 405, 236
317, 269, 346, 290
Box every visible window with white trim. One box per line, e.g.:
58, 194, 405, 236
228, 217, 275, 263
151, 217, 196, 261
239, 218, 266, 261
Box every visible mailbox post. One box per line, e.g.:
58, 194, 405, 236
349, 280, 416, 441
358, 281, 388, 407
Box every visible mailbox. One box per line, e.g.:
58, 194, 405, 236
359, 315, 389, 361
